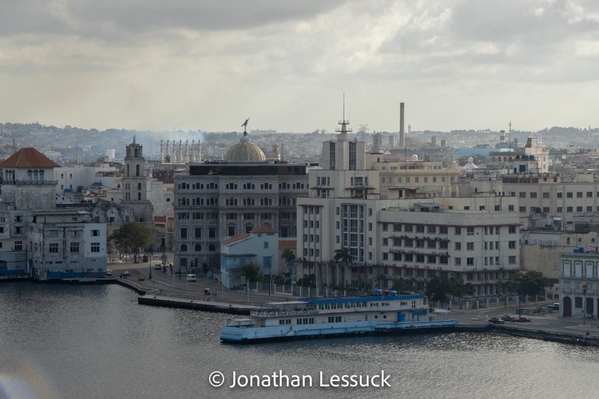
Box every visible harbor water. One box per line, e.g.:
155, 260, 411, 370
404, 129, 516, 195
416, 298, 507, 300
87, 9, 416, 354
1, 282, 598, 399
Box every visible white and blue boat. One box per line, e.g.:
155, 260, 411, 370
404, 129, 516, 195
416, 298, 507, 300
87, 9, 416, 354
220, 290, 458, 343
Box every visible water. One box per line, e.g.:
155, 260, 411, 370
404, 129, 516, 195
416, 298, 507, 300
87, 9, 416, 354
1, 282, 598, 399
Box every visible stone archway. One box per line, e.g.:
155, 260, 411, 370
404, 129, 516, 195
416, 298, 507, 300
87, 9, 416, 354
563, 296, 572, 317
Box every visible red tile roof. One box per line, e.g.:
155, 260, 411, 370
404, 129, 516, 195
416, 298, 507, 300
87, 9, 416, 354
221, 233, 250, 245
250, 224, 279, 234
278, 241, 296, 250
0, 148, 60, 168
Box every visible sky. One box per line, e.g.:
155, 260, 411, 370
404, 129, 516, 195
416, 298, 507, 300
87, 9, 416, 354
1, 0, 599, 133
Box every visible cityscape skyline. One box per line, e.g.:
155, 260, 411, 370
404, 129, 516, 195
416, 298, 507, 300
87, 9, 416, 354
2, 1, 599, 134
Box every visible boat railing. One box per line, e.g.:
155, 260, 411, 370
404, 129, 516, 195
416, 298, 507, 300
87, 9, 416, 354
250, 309, 319, 318
226, 318, 256, 327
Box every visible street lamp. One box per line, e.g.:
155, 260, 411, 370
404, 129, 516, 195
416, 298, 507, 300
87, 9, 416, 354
268, 262, 272, 296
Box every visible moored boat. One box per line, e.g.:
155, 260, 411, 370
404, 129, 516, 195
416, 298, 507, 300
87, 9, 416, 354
221, 289, 458, 343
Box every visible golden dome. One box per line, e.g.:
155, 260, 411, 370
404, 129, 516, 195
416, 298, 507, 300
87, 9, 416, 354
225, 135, 266, 162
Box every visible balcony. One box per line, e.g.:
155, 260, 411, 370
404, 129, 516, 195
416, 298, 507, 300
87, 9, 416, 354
3, 180, 58, 185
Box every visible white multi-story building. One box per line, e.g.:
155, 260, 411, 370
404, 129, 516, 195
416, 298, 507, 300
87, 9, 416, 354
55, 162, 118, 196
297, 117, 521, 296
28, 210, 107, 280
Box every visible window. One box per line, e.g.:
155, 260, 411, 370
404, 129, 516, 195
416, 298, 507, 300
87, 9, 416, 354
455, 257, 461, 266
455, 242, 461, 251
577, 192, 583, 198
264, 242, 269, 249
557, 192, 563, 198
530, 192, 537, 198
455, 227, 461, 235
70, 242, 79, 253
209, 228, 216, 238
91, 242, 100, 253
91, 230, 100, 237
49, 243, 59, 253
180, 228, 187, 239
509, 241, 516, 249
509, 256, 516, 264
467, 227, 474, 236
567, 192, 573, 198
195, 228, 201, 238
466, 242, 474, 251
467, 258, 474, 265
543, 192, 550, 199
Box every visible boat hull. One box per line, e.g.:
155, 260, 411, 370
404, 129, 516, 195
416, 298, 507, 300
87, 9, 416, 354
221, 319, 459, 343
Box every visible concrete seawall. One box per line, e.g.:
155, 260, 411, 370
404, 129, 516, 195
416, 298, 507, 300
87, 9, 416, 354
492, 324, 599, 346
138, 295, 258, 315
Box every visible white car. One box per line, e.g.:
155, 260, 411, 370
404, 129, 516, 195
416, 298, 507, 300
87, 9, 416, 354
106, 269, 112, 277
186, 274, 197, 282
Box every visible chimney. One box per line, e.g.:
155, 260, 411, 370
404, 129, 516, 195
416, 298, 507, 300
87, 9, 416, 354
399, 102, 405, 148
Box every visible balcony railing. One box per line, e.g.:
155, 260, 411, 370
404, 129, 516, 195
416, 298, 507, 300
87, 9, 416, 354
2, 180, 58, 185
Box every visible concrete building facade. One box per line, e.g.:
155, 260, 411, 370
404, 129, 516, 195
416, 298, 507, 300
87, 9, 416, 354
560, 252, 599, 319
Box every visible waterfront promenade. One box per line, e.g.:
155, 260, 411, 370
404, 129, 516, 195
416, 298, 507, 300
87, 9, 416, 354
108, 260, 599, 345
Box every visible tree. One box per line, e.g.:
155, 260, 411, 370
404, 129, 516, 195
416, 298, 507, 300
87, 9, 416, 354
425, 277, 452, 303
447, 276, 473, 307
281, 248, 296, 264
281, 248, 295, 276
502, 271, 548, 299
230, 263, 262, 284
108, 222, 153, 263
501, 271, 548, 313
334, 247, 352, 265
391, 279, 414, 293
296, 274, 316, 288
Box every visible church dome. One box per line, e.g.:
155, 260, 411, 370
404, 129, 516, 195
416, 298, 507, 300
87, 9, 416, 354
225, 134, 266, 162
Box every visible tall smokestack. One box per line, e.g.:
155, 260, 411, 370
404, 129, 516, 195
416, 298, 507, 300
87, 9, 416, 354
399, 102, 405, 148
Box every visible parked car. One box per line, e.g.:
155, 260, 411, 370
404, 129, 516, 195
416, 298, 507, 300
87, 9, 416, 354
137, 275, 145, 281
155, 263, 162, 270
471, 303, 487, 309
513, 317, 531, 322
548, 303, 560, 310
106, 269, 112, 277
123, 271, 130, 277
488, 317, 505, 324
186, 274, 197, 282
501, 315, 515, 322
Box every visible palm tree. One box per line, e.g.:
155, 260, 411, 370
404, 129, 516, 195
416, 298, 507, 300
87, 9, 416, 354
334, 247, 352, 288
281, 248, 296, 280
334, 247, 352, 265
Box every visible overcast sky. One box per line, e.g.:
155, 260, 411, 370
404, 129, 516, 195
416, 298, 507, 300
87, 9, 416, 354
1, 0, 599, 133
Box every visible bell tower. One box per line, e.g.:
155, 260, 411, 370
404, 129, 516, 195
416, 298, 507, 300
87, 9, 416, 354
121, 137, 154, 223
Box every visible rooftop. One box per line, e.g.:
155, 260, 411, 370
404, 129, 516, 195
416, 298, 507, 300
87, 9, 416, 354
0, 148, 61, 168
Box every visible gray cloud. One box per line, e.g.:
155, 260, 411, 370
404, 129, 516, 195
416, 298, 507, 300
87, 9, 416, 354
0, 0, 348, 37
2, 0, 599, 133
